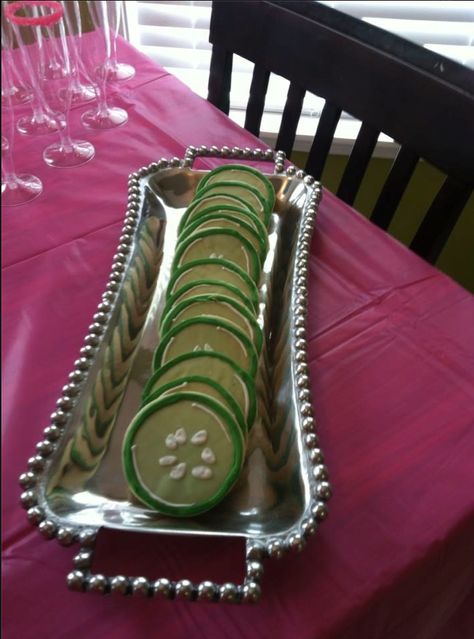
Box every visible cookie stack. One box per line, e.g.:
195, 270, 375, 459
122, 165, 275, 517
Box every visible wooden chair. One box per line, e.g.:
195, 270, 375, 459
207, 0, 474, 264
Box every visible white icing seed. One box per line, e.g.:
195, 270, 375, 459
192, 466, 213, 479
201, 447, 216, 464
159, 455, 178, 466
193, 345, 202, 352
203, 343, 213, 351
170, 462, 187, 480
165, 434, 178, 450
174, 427, 187, 444
191, 430, 208, 445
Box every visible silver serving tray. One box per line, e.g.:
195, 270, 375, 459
19, 146, 331, 603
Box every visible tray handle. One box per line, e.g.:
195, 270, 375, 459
182, 144, 286, 173
67, 528, 263, 603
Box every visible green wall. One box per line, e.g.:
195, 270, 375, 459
291, 151, 474, 293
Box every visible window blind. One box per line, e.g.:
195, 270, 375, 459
124, 0, 474, 152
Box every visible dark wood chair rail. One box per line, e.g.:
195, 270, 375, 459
207, 0, 474, 264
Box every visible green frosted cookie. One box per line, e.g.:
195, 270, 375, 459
171, 228, 261, 282
197, 165, 275, 218
142, 351, 257, 430
153, 316, 259, 376
164, 278, 255, 315
179, 202, 266, 242
166, 258, 259, 312
159, 294, 263, 354
196, 181, 270, 227
141, 375, 247, 437
178, 197, 256, 235
122, 392, 245, 516
178, 211, 268, 263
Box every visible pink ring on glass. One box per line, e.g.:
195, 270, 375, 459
5, 1, 63, 27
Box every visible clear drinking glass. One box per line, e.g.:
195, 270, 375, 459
81, 0, 128, 130
33, 3, 67, 81
1, 3, 32, 106
1, 57, 43, 206
103, 1, 135, 82
5, 0, 95, 168
3, 0, 60, 136
60, 0, 95, 104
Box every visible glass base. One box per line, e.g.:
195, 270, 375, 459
1, 85, 33, 107
105, 62, 136, 82
17, 114, 62, 136
43, 140, 95, 168
81, 105, 128, 130
1, 174, 43, 206
60, 84, 96, 105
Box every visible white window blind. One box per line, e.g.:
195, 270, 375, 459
124, 1, 474, 153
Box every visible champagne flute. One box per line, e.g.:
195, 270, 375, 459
103, 1, 135, 82
60, 0, 95, 104
81, 0, 128, 130
3, 0, 60, 136
1, 57, 42, 206
1, 2, 32, 107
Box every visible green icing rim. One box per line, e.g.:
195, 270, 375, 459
166, 258, 259, 309
196, 180, 271, 227
153, 315, 259, 377
178, 197, 256, 236
196, 165, 275, 216
142, 350, 257, 429
140, 375, 247, 437
177, 209, 268, 262
171, 227, 262, 282
122, 392, 244, 517
164, 277, 257, 314
159, 293, 263, 354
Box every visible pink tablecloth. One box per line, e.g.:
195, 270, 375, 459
2, 37, 474, 639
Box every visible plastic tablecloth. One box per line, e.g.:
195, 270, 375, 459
3, 37, 474, 639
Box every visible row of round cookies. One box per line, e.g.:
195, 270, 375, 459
122, 164, 276, 517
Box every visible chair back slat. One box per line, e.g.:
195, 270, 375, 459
410, 178, 473, 263
371, 146, 419, 230
275, 83, 306, 157
305, 101, 342, 180
337, 123, 379, 205
208, 45, 233, 114
244, 65, 271, 137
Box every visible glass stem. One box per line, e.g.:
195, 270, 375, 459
97, 72, 109, 117
2, 143, 18, 187
110, 17, 118, 68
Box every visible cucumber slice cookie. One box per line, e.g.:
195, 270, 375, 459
178, 198, 257, 235
167, 259, 259, 311
172, 228, 262, 282
153, 316, 259, 377
122, 392, 244, 517
178, 211, 268, 263
163, 278, 255, 314
142, 351, 256, 430
141, 375, 247, 437
196, 181, 270, 227
160, 293, 263, 354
